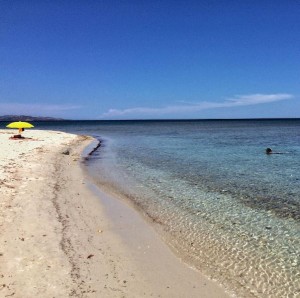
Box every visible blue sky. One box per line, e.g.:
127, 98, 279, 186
0, 1, 299, 119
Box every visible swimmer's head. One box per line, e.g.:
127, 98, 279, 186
266, 148, 272, 154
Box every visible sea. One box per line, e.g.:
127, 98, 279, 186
12, 119, 300, 297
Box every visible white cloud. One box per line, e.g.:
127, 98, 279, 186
0, 103, 82, 116
101, 93, 293, 118
223, 93, 293, 106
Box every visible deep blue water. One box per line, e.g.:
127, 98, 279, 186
3, 119, 299, 297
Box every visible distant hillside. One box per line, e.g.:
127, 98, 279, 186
0, 115, 66, 121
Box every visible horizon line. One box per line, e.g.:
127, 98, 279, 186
1, 116, 300, 122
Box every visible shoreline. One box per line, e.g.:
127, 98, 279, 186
0, 129, 229, 297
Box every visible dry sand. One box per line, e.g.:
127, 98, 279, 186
0, 129, 229, 298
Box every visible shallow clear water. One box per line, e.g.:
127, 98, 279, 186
14, 119, 300, 297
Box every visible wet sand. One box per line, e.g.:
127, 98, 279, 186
0, 129, 229, 297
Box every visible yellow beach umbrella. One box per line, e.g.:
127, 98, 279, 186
6, 121, 34, 134
6, 121, 34, 129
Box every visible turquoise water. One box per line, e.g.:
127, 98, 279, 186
14, 119, 300, 297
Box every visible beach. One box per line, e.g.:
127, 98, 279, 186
0, 129, 228, 298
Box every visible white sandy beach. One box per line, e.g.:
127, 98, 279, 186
0, 129, 229, 298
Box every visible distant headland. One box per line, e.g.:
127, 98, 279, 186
0, 115, 66, 121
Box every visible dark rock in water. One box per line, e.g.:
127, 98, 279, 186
265, 226, 272, 230
62, 149, 70, 155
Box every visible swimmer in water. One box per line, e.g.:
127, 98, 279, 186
266, 148, 273, 154
265, 148, 285, 154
